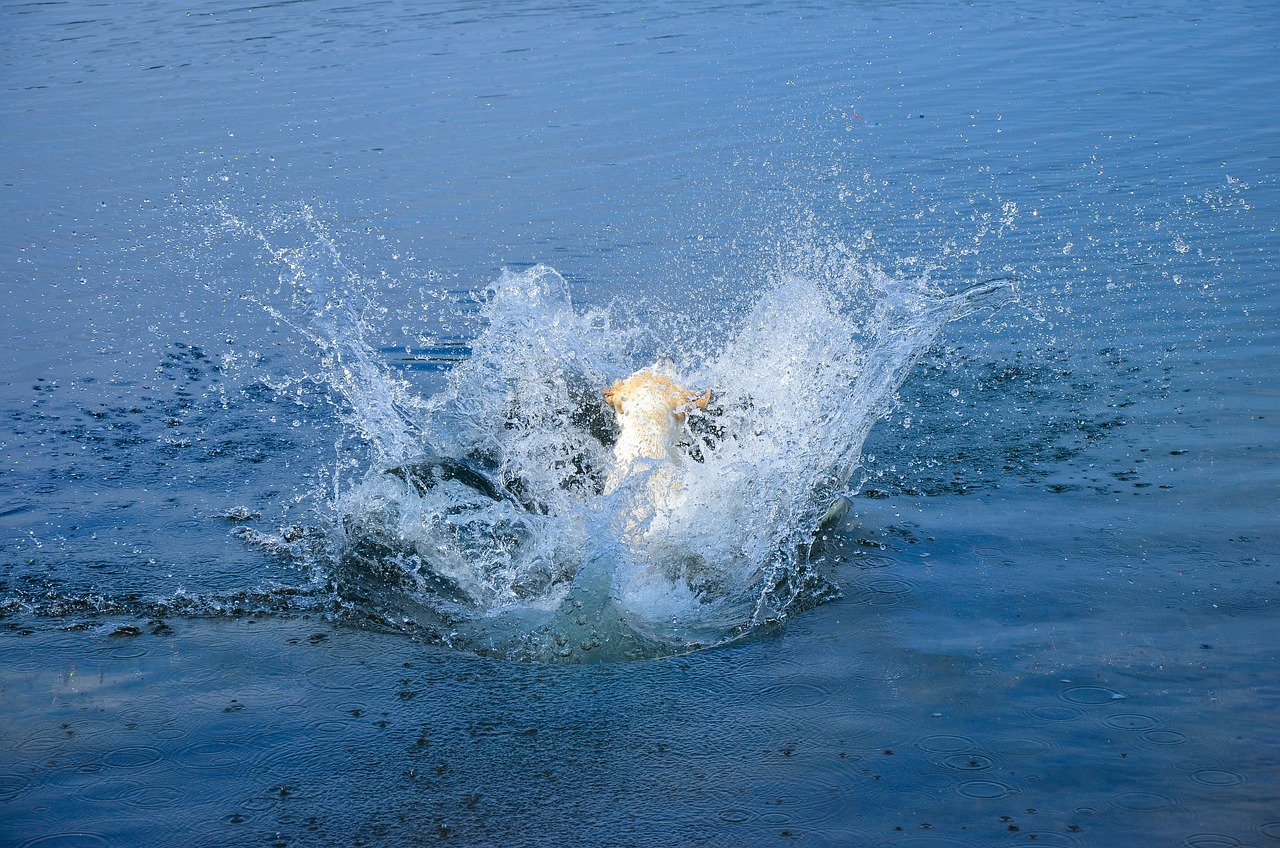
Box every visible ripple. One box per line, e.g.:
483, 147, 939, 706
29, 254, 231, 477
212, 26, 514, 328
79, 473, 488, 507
717, 808, 752, 823
12, 655, 45, 673
45, 718, 104, 741
868, 837, 970, 848
118, 704, 179, 729
757, 681, 832, 709
915, 735, 974, 754
989, 737, 1055, 758
10, 732, 75, 761
306, 720, 350, 736
1102, 713, 1159, 731
1258, 821, 1280, 840
746, 776, 843, 819
75, 779, 146, 804
0, 772, 31, 802
942, 753, 994, 771
0, 497, 34, 518
152, 726, 188, 741
70, 776, 182, 810
301, 664, 361, 691
1110, 790, 1180, 812
1191, 768, 1245, 787
239, 794, 279, 812
103, 745, 163, 769
848, 578, 916, 606
175, 739, 257, 770
1060, 685, 1126, 705
1001, 834, 1083, 847
1028, 704, 1084, 722
866, 578, 913, 595
854, 553, 895, 569
1184, 834, 1242, 848
957, 779, 1018, 800
106, 644, 149, 659
130, 785, 186, 808
20, 835, 110, 848
1141, 729, 1188, 745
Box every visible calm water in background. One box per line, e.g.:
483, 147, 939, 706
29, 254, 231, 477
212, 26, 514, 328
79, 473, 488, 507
2, 1, 1278, 846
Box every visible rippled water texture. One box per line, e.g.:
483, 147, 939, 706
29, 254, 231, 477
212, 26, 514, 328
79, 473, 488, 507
2, 1, 1277, 846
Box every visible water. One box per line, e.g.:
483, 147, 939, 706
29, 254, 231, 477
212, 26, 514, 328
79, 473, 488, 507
2, 0, 1277, 845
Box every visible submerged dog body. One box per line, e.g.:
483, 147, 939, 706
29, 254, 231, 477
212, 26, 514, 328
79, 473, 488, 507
602, 366, 850, 540
602, 368, 710, 498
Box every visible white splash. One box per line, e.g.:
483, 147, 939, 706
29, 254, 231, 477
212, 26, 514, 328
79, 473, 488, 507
332, 260, 1008, 660
225, 208, 1009, 660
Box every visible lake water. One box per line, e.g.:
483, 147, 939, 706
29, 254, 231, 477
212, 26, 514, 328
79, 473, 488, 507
2, 0, 1277, 845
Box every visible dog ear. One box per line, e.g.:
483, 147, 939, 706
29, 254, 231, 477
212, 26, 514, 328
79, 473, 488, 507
602, 384, 621, 411
693, 388, 712, 410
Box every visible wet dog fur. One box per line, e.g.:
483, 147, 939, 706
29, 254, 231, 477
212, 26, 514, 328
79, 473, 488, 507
601, 366, 711, 497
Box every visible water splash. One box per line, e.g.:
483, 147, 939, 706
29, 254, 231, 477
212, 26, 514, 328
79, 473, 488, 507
226, 210, 1011, 661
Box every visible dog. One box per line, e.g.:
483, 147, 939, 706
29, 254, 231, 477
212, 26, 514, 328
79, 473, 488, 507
601, 366, 711, 499
602, 365, 851, 543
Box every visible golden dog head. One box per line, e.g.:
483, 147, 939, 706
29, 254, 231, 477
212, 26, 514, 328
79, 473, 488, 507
603, 369, 711, 420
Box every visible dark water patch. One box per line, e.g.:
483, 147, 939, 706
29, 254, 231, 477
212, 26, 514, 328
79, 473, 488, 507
0, 584, 335, 631
0, 498, 36, 518
378, 339, 472, 372
0, 341, 343, 610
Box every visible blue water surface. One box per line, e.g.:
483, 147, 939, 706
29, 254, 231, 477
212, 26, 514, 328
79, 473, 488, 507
2, 1, 1277, 846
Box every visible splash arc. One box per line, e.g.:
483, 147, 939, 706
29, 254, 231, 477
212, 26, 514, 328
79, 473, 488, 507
319, 262, 1011, 661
